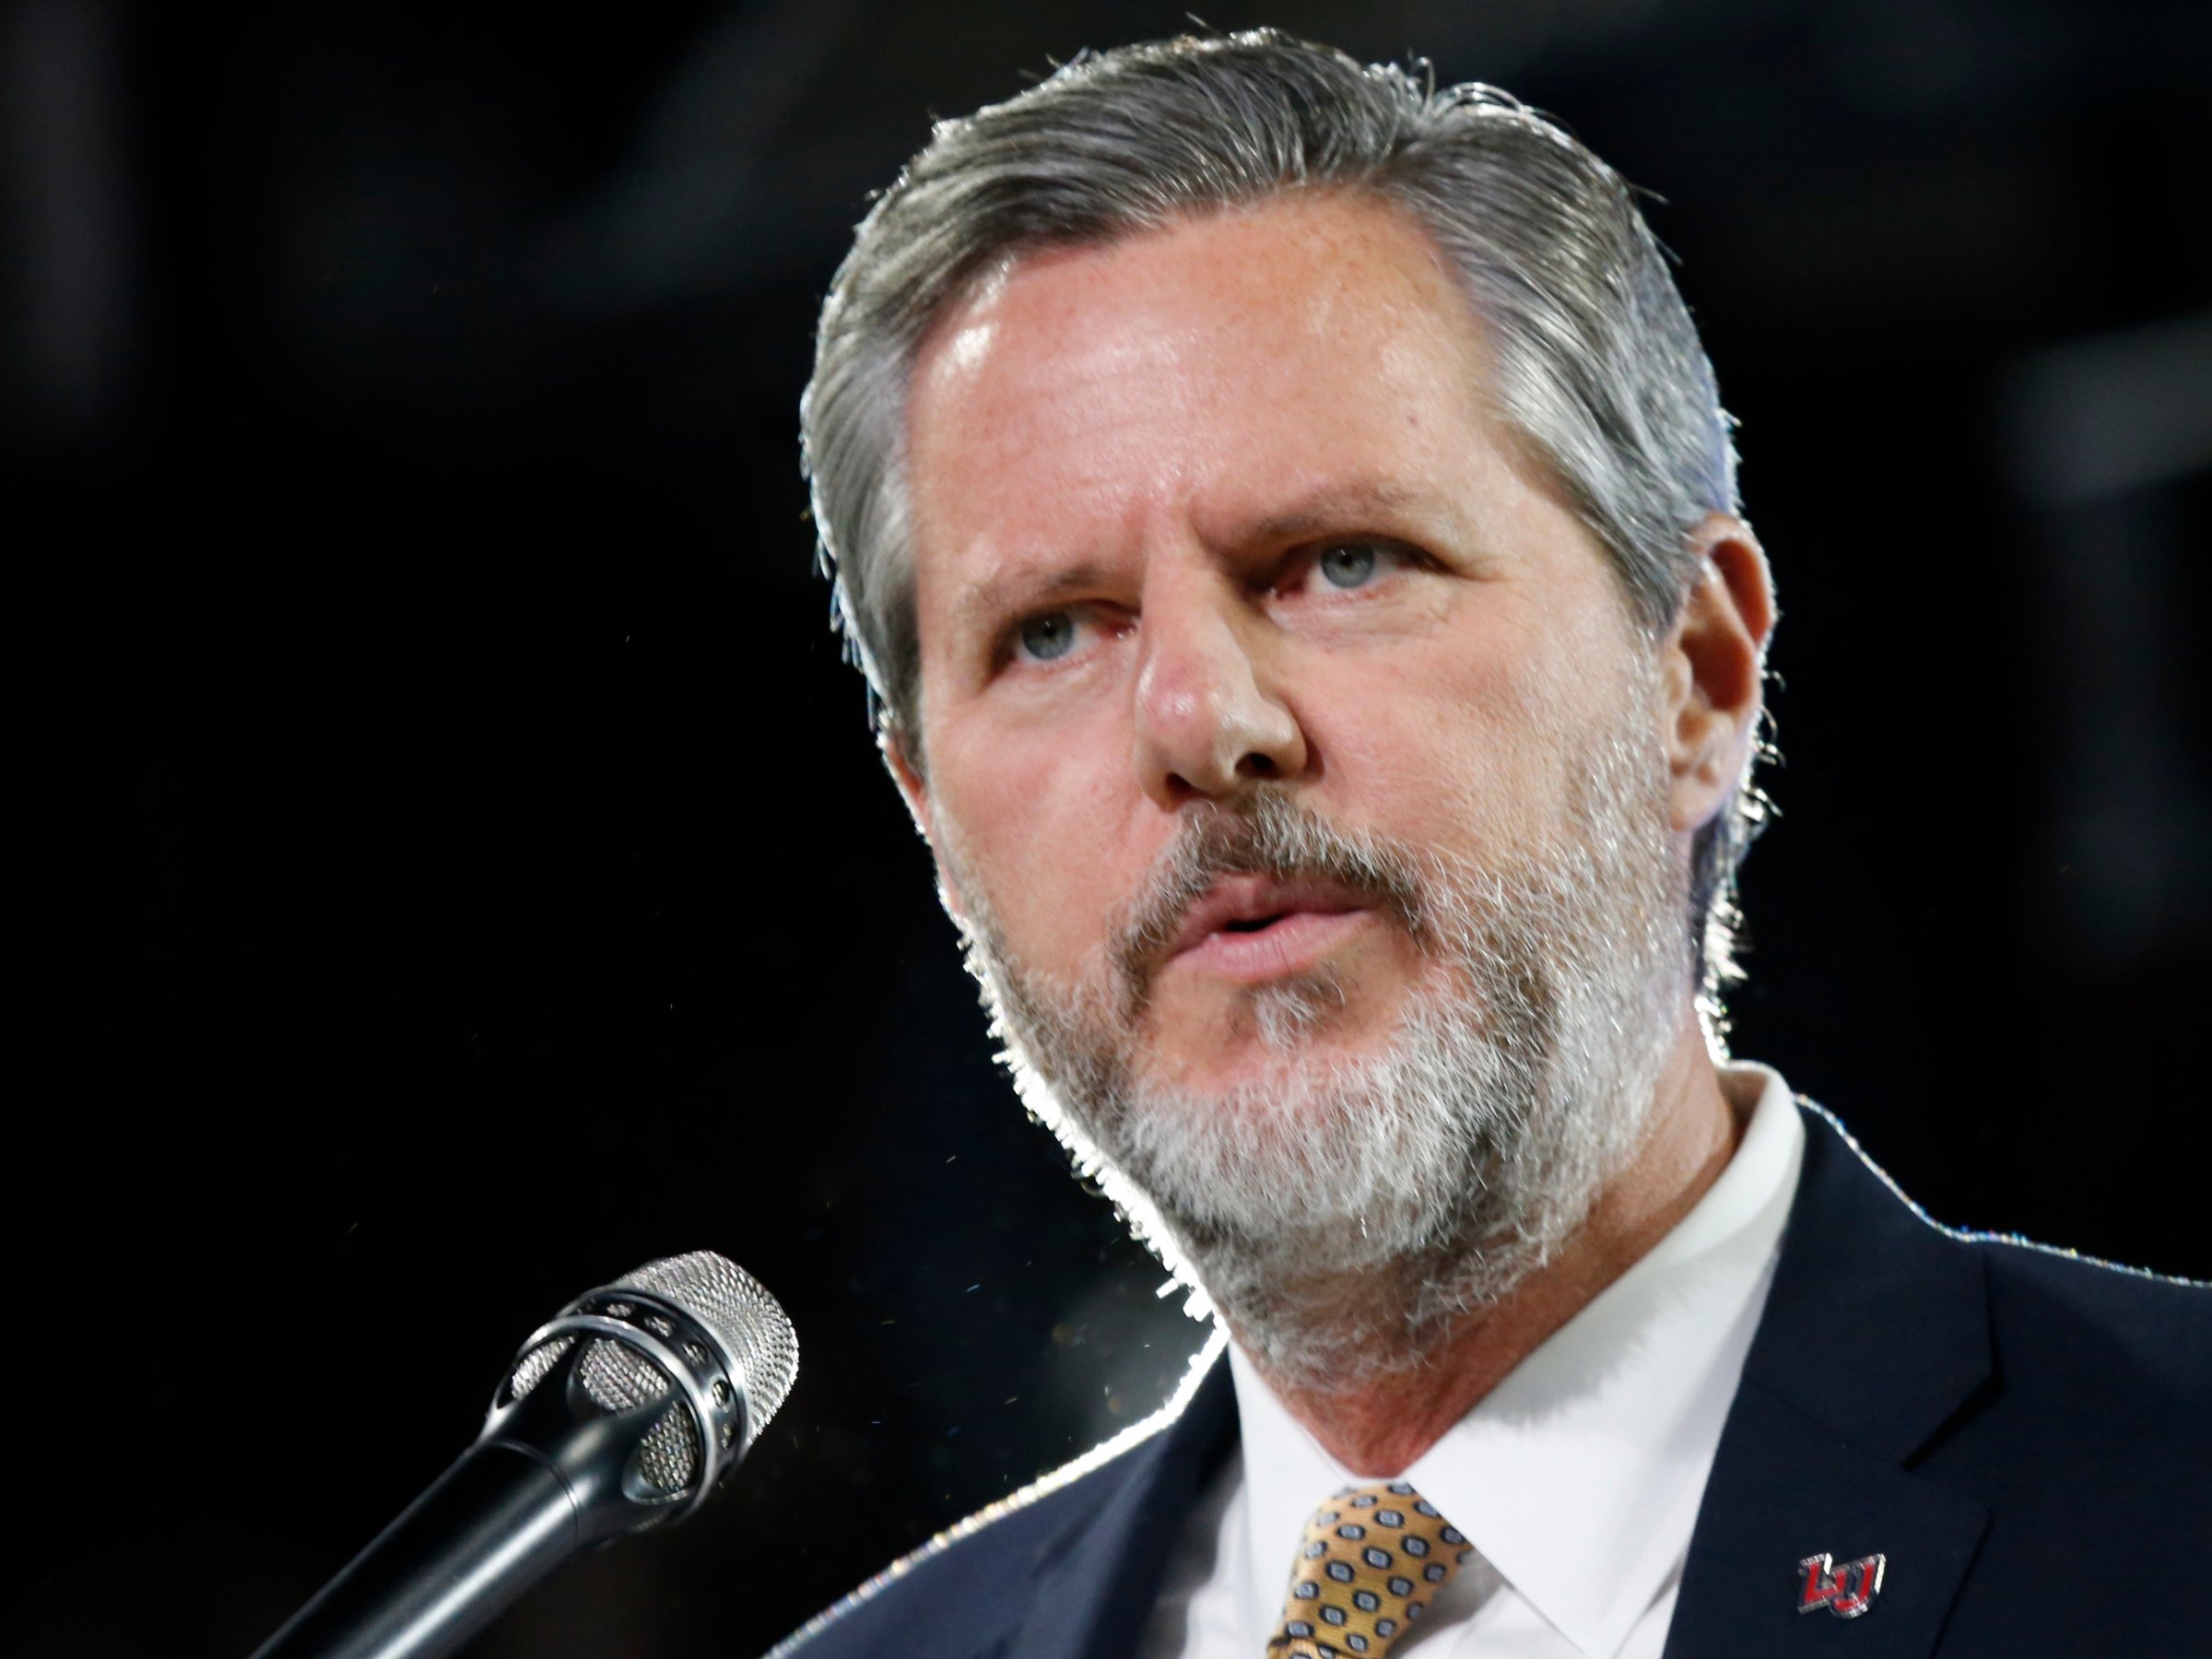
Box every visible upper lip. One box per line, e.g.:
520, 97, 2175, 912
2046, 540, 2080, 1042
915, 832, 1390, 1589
1165, 874, 1370, 958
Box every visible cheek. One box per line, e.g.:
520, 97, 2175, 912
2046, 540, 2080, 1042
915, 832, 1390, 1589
929, 709, 1147, 955
1340, 704, 1551, 856
1306, 634, 1575, 846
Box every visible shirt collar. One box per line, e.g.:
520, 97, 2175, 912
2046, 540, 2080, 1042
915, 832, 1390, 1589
1228, 1063, 1806, 1656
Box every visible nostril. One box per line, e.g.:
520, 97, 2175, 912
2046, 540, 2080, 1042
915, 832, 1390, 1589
1240, 752, 1277, 779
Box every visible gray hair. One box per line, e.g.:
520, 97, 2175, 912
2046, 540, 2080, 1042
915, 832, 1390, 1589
802, 28, 1766, 1002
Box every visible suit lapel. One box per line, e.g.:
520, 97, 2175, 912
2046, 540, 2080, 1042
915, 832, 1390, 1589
1663, 1107, 1994, 1658
971, 1105, 1994, 1659
1003, 1355, 1239, 1659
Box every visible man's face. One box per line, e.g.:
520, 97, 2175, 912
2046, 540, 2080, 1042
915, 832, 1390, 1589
901, 191, 1677, 1100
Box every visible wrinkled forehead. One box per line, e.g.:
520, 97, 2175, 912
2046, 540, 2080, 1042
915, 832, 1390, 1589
900, 192, 1506, 592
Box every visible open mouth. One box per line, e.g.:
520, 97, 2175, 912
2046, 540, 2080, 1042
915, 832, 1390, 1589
1159, 876, 1377, 984
1221, 913, 1288, 934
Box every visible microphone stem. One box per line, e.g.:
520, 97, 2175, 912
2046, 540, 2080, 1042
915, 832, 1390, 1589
250, 1442, 579, 1659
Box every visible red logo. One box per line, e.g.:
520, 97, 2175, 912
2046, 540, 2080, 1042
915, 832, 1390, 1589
1798, 1552, 1887, 1618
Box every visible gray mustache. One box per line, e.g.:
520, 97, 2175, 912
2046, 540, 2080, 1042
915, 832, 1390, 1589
1111, 790, 1430, 995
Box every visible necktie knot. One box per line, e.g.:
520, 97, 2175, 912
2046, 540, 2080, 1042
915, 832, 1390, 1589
1267, 1481, 1470, 1659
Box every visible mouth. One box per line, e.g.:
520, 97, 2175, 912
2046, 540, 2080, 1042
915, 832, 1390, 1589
1162, 874, 1377, 984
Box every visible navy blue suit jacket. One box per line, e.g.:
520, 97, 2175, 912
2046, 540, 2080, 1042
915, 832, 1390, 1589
772, 1107, 2210, 1657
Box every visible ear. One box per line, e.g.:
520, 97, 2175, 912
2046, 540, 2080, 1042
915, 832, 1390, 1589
1660, 513, 1775, 836
882, 728, 970, 922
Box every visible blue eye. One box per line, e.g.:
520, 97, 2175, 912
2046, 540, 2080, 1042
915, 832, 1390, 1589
1017, 611, 1079, 662
1317, 543, 1382, 589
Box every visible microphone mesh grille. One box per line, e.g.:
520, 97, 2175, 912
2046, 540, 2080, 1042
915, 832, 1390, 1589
505, 1253, 796, 1499
614, 1252, 800, 1430
581, 1336, 700, 1495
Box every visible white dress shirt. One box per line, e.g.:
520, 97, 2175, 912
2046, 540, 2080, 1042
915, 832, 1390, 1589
1137, 1064, 1806, 1659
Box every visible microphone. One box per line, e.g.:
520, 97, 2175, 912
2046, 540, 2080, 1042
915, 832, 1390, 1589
250, 1252, 799, 1659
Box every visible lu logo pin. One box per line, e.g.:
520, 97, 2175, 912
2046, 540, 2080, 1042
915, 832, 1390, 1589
1797, 1552, 1887, 1618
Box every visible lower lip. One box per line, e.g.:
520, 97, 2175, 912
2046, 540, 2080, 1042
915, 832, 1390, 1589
1170, 909, 1375, 984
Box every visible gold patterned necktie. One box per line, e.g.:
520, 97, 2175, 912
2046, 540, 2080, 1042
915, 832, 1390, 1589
1266, 1481, 1472, 1659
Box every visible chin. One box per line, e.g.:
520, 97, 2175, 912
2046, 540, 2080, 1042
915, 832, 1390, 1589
1153, 963, 1427, 1087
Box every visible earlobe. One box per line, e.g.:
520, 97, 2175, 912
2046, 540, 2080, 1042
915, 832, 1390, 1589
1663, 514, 1775, 833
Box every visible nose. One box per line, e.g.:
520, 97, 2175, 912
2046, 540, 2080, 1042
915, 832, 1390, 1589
1131, 565, 1308, 807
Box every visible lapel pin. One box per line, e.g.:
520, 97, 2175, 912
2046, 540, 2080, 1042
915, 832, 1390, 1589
1797, 1552, 1886, 1618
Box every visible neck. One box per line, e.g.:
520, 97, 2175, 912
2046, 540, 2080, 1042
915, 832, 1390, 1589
1241, 1018, 1745, 1476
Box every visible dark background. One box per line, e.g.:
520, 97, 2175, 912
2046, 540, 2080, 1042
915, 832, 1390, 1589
24, 1, 2208, 1654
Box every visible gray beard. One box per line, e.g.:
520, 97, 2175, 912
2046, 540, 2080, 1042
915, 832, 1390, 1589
940, 700, 1688, 1392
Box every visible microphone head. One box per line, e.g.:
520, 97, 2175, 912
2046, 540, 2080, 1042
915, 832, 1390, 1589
612, 1252, 801, 1430
500, 1252, 797, 1512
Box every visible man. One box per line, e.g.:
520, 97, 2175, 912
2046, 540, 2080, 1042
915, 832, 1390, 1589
774, 31, 2207, 1659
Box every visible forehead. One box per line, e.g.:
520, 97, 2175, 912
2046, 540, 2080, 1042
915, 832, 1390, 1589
902, 191, 1506, 588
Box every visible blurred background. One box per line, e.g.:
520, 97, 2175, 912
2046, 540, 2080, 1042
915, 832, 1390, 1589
29, 0, 2208, 1653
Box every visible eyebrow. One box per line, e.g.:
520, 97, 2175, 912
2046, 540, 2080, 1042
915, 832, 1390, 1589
951, 560, 1115, 636
1232, 478, 1468, 550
